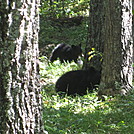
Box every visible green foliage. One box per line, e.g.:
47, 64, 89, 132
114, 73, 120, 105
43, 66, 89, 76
40, 57, 134, 134
40, 0, 89, 18
39, 0, 89, 55
43, 92, 134, 134
39, 16, 88, 50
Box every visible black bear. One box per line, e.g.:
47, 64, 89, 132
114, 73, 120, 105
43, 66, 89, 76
49, 43, 82, 63
55, 67, 101, 96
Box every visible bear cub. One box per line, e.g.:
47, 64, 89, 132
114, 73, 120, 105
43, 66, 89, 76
50, 43, 82, 63
55, 67, 101, 96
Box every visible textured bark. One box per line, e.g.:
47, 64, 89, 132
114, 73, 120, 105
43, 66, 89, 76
0, 0, 44, 133
83, 0, 104, 71
99, 0, 133, 96
88, 0, 104, 52
132, 1, 134, 64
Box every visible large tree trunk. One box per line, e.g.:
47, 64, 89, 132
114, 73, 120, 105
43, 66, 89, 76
0, 0, 44, 133
83, 0, 104, 71
99, 0, 133, 96
88, 0, 104, 52
132, 1, 134, 65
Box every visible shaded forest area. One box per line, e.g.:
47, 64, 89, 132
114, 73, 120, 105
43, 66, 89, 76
39, 0, 89, 58
0, 0, 133, 133
39, 0, 134, 133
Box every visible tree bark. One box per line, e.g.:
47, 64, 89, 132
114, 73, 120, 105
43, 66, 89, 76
0, 0, 44, 133
83, 0, 104, 71
132, 1, 134, 64
88, 0, 104, 52
99, 0, 133, 96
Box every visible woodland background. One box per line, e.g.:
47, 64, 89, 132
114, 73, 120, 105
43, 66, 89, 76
39, 0, 134, 133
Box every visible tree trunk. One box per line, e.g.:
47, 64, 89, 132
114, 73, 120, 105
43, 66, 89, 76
88, 0, 104, 52
83, 0, 104, 71
99, 0, 133, 96
132, 1, 134, 65
0, 0, 44, 133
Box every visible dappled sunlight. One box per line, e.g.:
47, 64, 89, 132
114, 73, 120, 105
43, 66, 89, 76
43, 93, 134, 133
40, 56, 134, 133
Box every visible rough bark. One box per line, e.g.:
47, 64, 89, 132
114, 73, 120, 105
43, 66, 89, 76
132, 1, 134, 65
0, 0, 44, 133
99, 0, 133, 96
83, 0, 104, 71
88, 0, 104, 52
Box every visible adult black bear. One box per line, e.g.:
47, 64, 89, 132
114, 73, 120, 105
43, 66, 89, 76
55, 67, 101, 96
50, 43, 82, 63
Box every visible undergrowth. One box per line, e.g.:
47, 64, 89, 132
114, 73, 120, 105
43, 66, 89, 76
40, 57, 134, 134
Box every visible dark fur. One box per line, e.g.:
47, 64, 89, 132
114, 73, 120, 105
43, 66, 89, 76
55, 67, 101, 96
50, 43, 82, 63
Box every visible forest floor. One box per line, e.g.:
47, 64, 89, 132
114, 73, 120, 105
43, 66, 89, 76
40, 57, 134, 134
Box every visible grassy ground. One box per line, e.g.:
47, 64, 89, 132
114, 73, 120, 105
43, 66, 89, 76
40, 57, 134, 134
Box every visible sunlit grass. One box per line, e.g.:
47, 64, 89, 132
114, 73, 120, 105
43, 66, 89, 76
39, 56, 82, 95
40, 57, 134, 134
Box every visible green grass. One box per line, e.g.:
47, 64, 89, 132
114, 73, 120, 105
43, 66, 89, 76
43, 94, 134, 134
40, 57, 134, 134
39, 56, 82, 95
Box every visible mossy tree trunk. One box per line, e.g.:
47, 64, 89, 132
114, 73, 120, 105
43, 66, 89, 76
0, 0, 44, 133
99, 0, 133, 96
